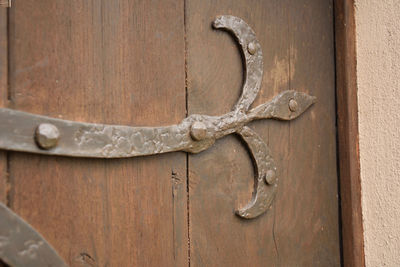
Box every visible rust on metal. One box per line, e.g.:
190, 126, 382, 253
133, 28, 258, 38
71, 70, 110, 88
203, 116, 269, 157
0, 15, 316, 219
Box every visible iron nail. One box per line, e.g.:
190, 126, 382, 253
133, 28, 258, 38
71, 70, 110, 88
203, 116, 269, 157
35, 123, 60, 150
289, 99, 298, 112
190, 121, 207, 141
247, 42, 257, 55
265, 169, 276, 184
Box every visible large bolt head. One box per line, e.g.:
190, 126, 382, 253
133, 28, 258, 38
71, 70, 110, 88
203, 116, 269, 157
265, 169, 277, 184
288, 99, 298, 112
190, 122, 207, 141
35, 123, 60, 150
247, 42, 257, 55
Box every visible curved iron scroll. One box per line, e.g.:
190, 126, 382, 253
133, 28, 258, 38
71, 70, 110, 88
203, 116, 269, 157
0, 16, 316, 220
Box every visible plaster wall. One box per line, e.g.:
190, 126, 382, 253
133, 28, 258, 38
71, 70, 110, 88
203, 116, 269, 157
355, 1, 400, 266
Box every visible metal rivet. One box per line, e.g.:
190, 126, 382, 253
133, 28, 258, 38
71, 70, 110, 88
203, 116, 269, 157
288, 99, 298, 112
35, 123, 60, 150
190, 122, 207, 141
265, 169, 276, 184
247, 42, 257, 55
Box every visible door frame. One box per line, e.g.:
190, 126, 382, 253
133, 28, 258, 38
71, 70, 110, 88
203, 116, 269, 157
334, 0, 365, 266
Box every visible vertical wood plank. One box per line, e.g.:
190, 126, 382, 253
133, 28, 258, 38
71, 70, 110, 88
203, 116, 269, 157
186, 1, 291, 266
0, 10, 7, 267
8, 1, 187, 266
277, 0, 341, 265
0, 8, 7, 204
335, 0, 365, 266
186, 0, 341, 266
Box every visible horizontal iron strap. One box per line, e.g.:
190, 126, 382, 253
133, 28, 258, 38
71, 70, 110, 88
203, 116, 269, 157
0, 108, 191, 158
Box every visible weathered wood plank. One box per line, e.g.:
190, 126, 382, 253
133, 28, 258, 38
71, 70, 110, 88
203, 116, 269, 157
186, 0, 340, 266
275, 0, 341, 265
0, 9, 8, 267
8, 1, 187, 266
0, 8, 7, 205
186, 1, 290, 266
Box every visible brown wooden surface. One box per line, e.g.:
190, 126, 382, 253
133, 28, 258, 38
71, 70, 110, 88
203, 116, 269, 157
0, 9, 9, 267
0, 1, 357, 266
335, 0, 365, 266
186, 0, 341, 266
7, 1, 187, 266
0, 8, 7, 204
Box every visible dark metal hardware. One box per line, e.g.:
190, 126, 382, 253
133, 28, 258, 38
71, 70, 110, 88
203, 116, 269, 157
0, 203, 68, 267
0, 14, 316, 266
0, 16, 315, 220
34, 123, 60, 150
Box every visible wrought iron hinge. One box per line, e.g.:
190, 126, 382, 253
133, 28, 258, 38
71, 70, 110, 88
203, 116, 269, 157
0, 14, 316, 267
0, 16, 316, 220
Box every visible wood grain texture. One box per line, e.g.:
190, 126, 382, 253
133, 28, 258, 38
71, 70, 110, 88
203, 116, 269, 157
280, 1, 341, 265
7, 1, 187, 266
334, 0, 365, 266
186, 0, 341, 266
0, 8, 7, 204
0, 10, 9, 267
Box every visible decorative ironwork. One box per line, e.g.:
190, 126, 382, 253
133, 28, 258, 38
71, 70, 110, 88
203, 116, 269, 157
0, 16, 315, 220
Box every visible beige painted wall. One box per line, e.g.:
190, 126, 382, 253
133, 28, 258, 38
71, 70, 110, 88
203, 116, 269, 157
355, 0, 400, 266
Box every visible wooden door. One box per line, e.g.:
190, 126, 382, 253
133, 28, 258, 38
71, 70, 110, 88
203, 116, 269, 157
1, 0, 340, 266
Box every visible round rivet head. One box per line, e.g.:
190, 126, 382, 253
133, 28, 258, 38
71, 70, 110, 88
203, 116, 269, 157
247, 42, 257, 55
288, 99, 298, 112
35, 123, 60, 150
265, 169, 276, 184
190, 122, 207, 141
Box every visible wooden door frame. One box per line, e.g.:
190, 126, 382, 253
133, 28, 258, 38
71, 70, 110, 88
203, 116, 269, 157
334, 0, 365, 266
